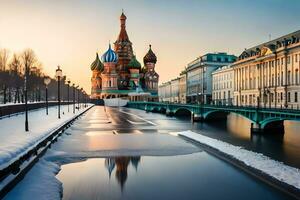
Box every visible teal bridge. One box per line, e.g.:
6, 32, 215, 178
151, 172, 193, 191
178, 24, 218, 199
126, 101, 300, 133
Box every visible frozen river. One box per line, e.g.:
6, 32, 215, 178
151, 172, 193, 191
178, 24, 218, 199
5, 106, 296, 199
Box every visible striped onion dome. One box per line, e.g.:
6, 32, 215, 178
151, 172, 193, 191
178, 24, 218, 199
128, 55, 141, 69
90, 53, 103, 71
101, 44, 118, 63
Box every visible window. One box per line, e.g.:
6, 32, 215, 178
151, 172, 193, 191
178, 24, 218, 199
287, 56, 291, 64
296, 69, 299, 85
288, 92, 291, 102
271, 93, 274, 102
295, 92, 298, 103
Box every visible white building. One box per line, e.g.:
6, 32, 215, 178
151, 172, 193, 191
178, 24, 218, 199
170, 78, 180, 103
212, 65, 234, 105
186, 53, 237, 104
179, 71, 187, 104
233, 30, 300, 108
158, 81, 171, 102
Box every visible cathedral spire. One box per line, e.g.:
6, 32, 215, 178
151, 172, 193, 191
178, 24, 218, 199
116, 11, 130, 42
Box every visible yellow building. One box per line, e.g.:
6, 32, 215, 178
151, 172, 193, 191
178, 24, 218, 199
233, 30, 300, 108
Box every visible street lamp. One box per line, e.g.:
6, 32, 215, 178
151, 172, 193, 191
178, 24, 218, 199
76, 85, 79, 110
55, 66, 63, 119
44, 76, 51, 115
72, 83, 76, 114
24, 62, 29, 131
80, 88, 83, 109
67, 79, 71, 112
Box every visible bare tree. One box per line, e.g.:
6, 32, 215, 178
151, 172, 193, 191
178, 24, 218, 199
21, 49, 37, 71
0, 49, 10, 103
8, 54, 23, 102
21, 49, 39, 102
0, 49, 9, 71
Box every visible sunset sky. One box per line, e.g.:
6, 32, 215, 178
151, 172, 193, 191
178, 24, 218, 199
1, 0, 300, 93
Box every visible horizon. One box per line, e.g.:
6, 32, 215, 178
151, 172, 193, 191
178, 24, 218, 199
1, 0, 300, 94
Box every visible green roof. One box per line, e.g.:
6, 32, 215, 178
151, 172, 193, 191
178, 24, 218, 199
128, 55, 141, 69
90, 53, 104, 71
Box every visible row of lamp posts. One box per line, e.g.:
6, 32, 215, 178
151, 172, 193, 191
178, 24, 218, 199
25, 65, 88, 132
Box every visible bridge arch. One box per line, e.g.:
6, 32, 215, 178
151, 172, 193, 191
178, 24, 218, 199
173, 108, 192, 119
160, 107, 166, 114
260, 117, 300, 129
151, 107, 160, 113
203, 110, 256, 124
203, 110, 229, 120
174, 107, 192, 115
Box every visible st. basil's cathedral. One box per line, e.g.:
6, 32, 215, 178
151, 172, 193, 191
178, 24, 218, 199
90, 12, 159, 101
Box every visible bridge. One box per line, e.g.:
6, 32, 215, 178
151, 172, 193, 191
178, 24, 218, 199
126, 101, 300, 133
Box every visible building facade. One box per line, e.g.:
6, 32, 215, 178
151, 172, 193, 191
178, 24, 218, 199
212, 65, 234, 105
233, 30, 300, 108
90, 12, 159, 101
186, 53, 236, 104
178, 71, 187, 104
158, 81, 171, 102
170, 78, 180, 103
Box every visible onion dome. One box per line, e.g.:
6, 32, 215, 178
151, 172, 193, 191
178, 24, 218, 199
90, 53, 103, 71
143, 44, 157, 64
128, 55, 141, 69
101, 44, 118, 63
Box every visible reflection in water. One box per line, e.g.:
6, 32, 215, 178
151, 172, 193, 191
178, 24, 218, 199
105, 156, 141, 190
57, 154, 290, 200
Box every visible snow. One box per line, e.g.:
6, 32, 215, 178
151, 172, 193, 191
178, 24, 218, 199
0, 104, 92, 170
103, 98, 128, 107
172, 130, 300, 190
3, 158, 62, 200
0, 101, 54, 107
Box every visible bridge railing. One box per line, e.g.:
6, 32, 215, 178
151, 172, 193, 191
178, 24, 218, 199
127, 101, 300, 114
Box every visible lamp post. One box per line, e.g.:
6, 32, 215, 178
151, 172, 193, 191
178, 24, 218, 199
67, 79, 71, 112
80, 88, 83, 109
44, 76, 51, 115
55, 66, 63, 119
72, 83, 75, 114
24, 62, 29, 132
76, 85, 79, 110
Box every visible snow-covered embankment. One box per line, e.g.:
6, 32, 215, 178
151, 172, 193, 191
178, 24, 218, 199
171, 130, 300, 191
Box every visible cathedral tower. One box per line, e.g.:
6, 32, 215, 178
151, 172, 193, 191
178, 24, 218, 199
114, 12, 134, 89
90, 53, 103, 99
128, 55, 141, 89
101, 44, 119, 98
143, 45, 159, 98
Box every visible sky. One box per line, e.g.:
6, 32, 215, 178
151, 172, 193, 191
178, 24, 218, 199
0, 0, 300, 93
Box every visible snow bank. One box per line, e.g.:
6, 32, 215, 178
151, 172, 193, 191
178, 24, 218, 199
0, 104, 92, 170
173, 130, 300, 190
3, 159, 62, 200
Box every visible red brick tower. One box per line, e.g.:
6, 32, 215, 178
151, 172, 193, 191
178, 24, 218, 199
114, 12, 134, 89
